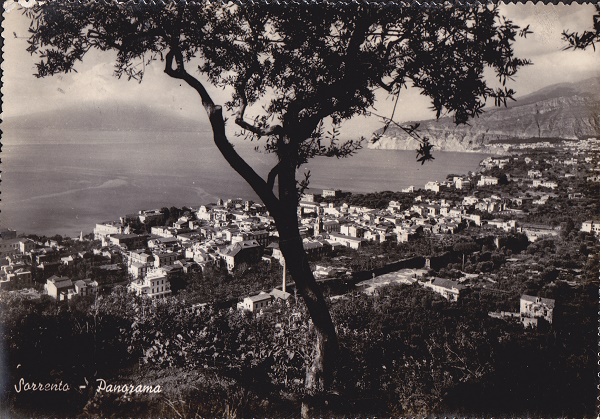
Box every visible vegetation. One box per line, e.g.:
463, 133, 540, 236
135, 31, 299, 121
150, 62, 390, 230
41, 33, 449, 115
1, 277, 597, 417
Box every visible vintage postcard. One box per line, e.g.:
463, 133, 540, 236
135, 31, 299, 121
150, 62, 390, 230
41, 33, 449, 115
0, 1, 599, 417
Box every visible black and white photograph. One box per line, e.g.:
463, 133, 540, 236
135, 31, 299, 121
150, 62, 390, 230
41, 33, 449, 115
0, 1, 599, 417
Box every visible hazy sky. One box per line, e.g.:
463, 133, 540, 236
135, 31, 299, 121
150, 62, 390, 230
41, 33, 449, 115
2, 3, 599, 138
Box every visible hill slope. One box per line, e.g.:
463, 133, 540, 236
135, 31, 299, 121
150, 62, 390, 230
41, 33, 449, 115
370, 77, 600, 151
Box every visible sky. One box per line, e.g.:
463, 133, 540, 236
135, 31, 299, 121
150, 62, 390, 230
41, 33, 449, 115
2, 2, 599, 139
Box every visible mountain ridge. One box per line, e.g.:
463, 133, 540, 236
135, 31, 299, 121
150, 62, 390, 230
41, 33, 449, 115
369, 77, 600, 152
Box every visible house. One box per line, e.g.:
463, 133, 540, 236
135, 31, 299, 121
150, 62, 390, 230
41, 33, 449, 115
322, 189, 342, 198
520, 295, 555, 328
388, 201, 402, 213
581, 220, 600, 235
128, 250, 155, 279
519, 224, 560, 242
45, 276, 75, 301
269, 288, 292, 302
454, 177, 471, 190
340, 224, 364, 238
73, 279, 98, 297
485, 219, 516, 232
477, 176, 499, 187
532, 179, 558, 189
423, 278, 467, 302
231, 229, 270, 247
0, 239, 22, 258
108, 233, 149, 250
128, 268, 172, 298
138, 209, 164, 224
153, 251, 179, 268
396, 225, 422, 243
217, 240, 263, 272
327, 232, 364, 250
238, 292, 273, 312
94, 221, 125, 240
19, 239, 36, 254
0, 268, 33, 290
424, 181, 441, 192
61, 255, 77, 266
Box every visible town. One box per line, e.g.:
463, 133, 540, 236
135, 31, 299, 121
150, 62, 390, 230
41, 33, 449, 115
0, 137, 599, 326
0, 137, 599, 417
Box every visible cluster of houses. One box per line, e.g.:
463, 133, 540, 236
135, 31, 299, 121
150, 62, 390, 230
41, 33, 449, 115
45, 275, 99, 301
0, 139, 598, 307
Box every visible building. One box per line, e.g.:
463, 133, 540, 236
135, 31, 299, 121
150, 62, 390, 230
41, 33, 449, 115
73, 279, 98, 297
322, 189, 342, 198
423, 278, 467, 302
520, 295, 555, 328
454, 177, 471, 190
232, 230, 270, 247
477, 176, 499, 187
45, 276, 75, 301
581, 220, 600, 235
218, 240, 263, 272
424, 181, 441, 192
0, 229, 17, 240
0, 239, 22, 258
94, 221, 125, 240
238, 292, 273, 312
108, 233, 149, 250
532, 179, 558, 189
128, 268, 172, 298
327, 232, 364, 250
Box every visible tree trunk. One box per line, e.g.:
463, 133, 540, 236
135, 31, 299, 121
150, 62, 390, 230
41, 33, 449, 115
276, 158, 339, 417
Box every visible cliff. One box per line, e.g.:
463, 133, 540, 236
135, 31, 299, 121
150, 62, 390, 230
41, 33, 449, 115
369, 77, 600, 152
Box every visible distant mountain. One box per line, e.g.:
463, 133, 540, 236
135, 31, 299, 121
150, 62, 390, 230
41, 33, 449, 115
2, 101, 210, 133
369, 77, 600, 152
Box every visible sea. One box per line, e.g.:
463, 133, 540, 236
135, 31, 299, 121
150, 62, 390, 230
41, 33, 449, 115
1, 129, 488, 237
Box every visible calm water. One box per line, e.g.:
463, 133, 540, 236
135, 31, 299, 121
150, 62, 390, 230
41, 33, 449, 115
1, 129, 487, 236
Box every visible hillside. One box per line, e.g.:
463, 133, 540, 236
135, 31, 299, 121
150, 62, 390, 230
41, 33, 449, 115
369, 77, 600, 152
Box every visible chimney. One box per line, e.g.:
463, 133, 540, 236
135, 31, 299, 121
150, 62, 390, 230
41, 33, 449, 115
282, 258, 286, 293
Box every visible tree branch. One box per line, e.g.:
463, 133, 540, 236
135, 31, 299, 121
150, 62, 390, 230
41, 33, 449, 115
266, 160, 283, 191
234, 84, 283, 137
164, 48, 281, 214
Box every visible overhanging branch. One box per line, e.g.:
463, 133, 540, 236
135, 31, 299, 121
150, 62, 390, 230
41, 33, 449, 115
234, 84, 283, 137
164, 48, 280, 213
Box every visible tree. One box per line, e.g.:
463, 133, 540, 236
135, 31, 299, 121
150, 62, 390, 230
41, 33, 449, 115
24, 2, 530, 412
562, 4, 600, 50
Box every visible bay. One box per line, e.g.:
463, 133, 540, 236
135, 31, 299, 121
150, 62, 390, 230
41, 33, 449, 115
1, 129, 488, 236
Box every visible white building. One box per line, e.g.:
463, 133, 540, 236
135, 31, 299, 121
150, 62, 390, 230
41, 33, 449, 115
129, 268, 171, 299
520, 295, 555, 327
238, 292, 272, 312
94, 221, 125, 240
423, 278, 466, 302
477, 176, 499, 187
581, 220, 600, 235
424, 181, 441, 192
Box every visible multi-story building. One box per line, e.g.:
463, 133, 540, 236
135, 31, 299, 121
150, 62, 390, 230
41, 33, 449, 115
94, 221, 125, 240
477, 176, 499, 187
128, 268, 171, 298
520, 295, 555, 328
